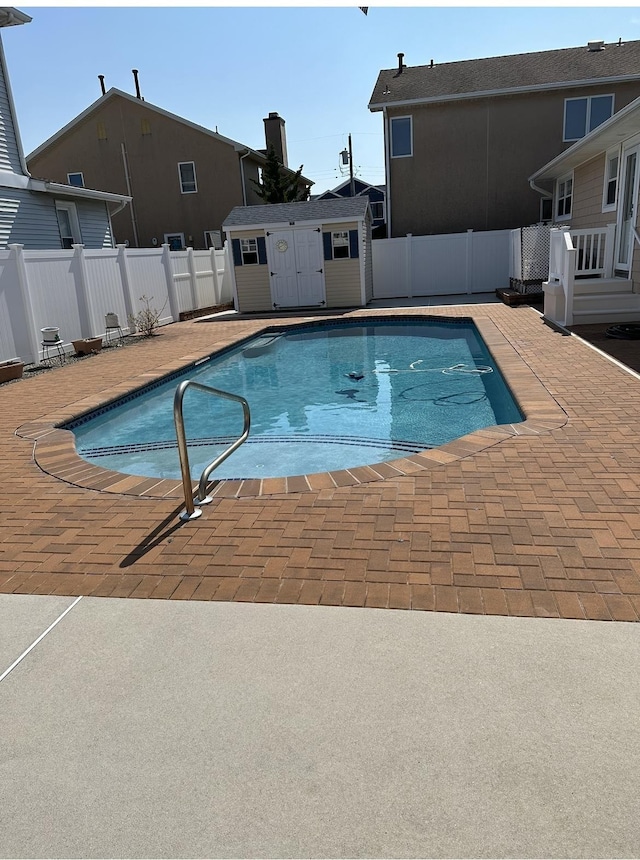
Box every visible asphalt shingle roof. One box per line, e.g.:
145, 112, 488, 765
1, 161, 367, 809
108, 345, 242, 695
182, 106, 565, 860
369, 39, 640, 107
223, 197, 369, 228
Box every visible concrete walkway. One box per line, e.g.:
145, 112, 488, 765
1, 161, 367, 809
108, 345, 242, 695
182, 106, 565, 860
1, 594, 639, 859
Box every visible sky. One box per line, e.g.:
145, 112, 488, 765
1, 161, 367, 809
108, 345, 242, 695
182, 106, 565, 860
7, 5, 640, 194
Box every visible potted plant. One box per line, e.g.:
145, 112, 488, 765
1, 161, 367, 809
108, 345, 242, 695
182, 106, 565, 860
0, 357, 24, 383
72, 337, 103, 356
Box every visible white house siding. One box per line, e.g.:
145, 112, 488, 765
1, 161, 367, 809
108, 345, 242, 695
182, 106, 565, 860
0, 45, 24, 176
571, 154, 611, 230
76, 200, 114, 248
0, 188, 60, 249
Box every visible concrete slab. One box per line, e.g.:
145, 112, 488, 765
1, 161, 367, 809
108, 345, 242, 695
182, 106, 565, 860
1, 596, 639, 859
0, 593, 78, 673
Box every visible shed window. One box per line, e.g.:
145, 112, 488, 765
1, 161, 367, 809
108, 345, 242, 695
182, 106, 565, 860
390, 116, 412, 158
332, 231, 350, 259
178, 161, 197, 194
556, 175, 572, 219
241, 238, 258, 264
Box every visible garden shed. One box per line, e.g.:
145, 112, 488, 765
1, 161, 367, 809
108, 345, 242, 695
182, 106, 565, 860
223, 197, 372, 313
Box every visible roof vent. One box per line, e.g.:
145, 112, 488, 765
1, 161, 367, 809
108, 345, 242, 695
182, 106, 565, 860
588, 40, 605, 52
397, 52, 405, 73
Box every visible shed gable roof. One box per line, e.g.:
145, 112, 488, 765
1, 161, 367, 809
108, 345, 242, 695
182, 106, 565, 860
224, 197, 369, 228
370, 40, 640, 109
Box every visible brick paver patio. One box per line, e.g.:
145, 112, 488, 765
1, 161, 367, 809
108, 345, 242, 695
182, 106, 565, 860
2, 304, 640, 620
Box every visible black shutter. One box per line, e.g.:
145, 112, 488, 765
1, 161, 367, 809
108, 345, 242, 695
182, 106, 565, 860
349, 229, 359, 259
231, 238, 242, 267
323, 231, 333, 261
257, 236, 267, 264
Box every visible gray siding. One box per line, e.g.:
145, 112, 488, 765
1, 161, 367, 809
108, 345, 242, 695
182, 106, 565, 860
0, 188, 60, 249
0, 42, 24, 176
76, 200, 114, 248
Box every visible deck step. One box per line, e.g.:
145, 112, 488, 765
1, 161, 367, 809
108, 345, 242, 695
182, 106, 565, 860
573, 278, 633, 295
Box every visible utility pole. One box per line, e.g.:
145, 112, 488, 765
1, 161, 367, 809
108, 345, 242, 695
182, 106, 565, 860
348, 133, 355, 198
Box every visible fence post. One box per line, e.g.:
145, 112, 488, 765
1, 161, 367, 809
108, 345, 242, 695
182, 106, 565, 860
186, 247, 199, 311
116, 244, 136, 328
8, 244, 40, 365
161, 243, 180, 322
72, 244, 94, 337
405, 233, 413, 298
466, 229, 473, 294
210, 246, 221, 305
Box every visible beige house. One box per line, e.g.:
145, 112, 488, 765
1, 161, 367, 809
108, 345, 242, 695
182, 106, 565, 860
530, 95, 640, 326
369, 40, 640, 238
223, 198, 372, 313
26, 86, 310, 250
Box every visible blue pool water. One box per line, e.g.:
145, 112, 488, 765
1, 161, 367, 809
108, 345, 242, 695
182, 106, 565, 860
67, 319, 523, 480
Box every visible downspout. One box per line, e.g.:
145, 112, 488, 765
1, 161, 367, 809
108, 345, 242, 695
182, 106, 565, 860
121, 143, 140, 247
383, 106, 391, 236
239, 148, 251, 205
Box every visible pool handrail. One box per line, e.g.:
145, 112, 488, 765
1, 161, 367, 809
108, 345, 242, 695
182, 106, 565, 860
173, 379, 251, 521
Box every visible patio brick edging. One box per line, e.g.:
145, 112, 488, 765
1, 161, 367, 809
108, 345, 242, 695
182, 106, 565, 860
17, 314, 566, 500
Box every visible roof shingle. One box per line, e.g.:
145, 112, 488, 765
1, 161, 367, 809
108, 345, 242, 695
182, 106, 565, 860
369, 39, 640, 108
223, 197, 369, 228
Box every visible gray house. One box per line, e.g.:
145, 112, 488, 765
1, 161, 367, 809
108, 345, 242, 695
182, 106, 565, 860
0, 8, 130, 249
223, 197, 373, 313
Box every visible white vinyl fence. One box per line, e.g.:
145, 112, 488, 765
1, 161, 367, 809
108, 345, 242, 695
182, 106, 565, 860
372, 229, 511, 299
0, 243, 232, 365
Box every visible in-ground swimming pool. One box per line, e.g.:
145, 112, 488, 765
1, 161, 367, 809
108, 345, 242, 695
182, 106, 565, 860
66, 318, 523, 480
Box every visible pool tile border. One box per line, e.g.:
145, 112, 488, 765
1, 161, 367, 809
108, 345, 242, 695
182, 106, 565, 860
17, 315, 566, 500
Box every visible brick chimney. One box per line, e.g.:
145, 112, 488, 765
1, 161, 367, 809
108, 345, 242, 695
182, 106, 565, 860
263, 112, 288, 167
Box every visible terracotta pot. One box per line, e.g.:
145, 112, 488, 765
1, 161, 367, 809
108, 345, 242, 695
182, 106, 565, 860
72, 337, 103, 356
0, 360, 24, 383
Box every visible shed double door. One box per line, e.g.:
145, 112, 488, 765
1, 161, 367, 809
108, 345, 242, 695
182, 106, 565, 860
267, 228, 325, 308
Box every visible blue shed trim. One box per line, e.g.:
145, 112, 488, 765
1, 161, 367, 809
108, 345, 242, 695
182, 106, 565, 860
257, 236, 267, 264
323, 231, 333, 261
348, 229, 359, 259
231, 238, 242, 266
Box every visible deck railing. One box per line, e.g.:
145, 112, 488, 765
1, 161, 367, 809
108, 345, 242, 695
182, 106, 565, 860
545, 224, 616, 326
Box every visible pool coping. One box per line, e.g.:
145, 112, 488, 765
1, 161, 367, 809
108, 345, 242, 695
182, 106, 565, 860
16, 315, 567, 500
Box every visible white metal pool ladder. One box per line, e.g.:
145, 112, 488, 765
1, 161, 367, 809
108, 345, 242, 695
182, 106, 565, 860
174, 379, 251, 521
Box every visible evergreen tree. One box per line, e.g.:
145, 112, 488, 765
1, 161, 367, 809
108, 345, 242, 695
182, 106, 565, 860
251, 144, 310, 203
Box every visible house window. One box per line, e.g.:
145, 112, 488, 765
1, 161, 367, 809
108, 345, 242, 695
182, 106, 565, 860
603, 149, 619, 210
370, 201, 384, 220
390, 116, 412, 158
205, 230, 222, 250
67, 172, 84, 187
540, 198, 553, 222
556, 175, 573, 219
564, 95, 613, 141
164, 233, 185, 250
241, 238, 258, 264
55, 201, 81, 249
178, 161, 197, 194
332, 231, 350, 259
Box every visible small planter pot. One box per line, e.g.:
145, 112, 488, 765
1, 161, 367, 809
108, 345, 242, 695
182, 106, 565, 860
72, 337, 103, 356
41, 326, 61, 344
0, 358, 24, 383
